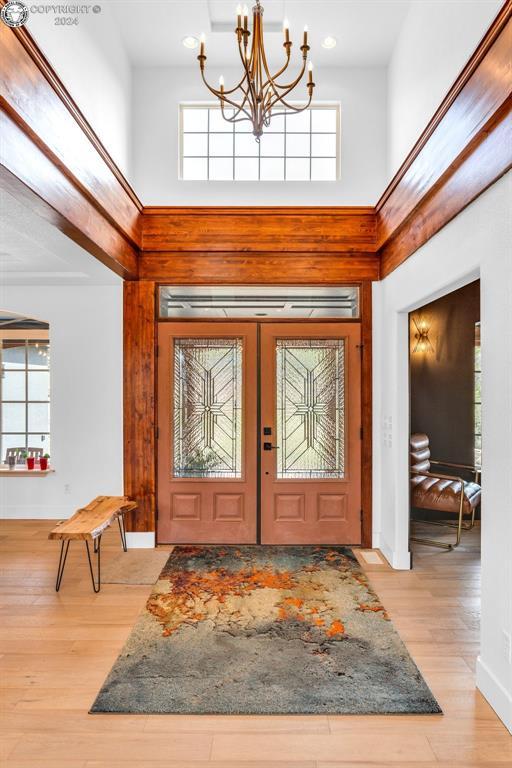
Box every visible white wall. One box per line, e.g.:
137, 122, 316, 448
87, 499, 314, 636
26, 7, 133, 176
0, 285, 124, 520
387, 0, 502, 178
132, 65, 387, 205
372, 172, 512, 731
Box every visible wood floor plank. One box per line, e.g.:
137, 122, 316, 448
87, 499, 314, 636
210, 733, 437, 762
9, 732, 213, 762
427, 734, 512, 762
318, 763, 509, 768
143, 714, 330, 733
4, 763, 85, 768
85, 763, 316, 768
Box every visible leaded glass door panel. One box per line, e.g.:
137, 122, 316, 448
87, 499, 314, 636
260, 323, 361, 544
157, 323, 257, 543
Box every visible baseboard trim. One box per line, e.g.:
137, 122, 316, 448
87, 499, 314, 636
377, 534, 411, 570
476, 656, 512, 733
125, 531, 155, 549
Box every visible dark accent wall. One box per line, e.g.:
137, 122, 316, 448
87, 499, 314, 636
410, 280, 480, 465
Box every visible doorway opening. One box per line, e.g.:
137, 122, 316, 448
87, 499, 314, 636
408, 279, 482, 555
156, 318, 362, 546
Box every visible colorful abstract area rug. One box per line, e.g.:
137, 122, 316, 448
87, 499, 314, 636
91, 546, 441, 715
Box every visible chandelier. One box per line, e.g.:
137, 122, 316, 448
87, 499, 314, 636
198, 0, 315, 140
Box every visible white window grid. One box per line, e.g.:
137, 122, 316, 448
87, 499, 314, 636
0, 339, 50, 460
179, 102, 340, 181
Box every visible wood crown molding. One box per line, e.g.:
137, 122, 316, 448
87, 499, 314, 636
143, 206, 375, 215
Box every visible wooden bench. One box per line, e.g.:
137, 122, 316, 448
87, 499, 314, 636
49, 496, 137, 592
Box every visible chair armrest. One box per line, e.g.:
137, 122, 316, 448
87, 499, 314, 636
411, 469, 466, 485
430, 460, 481, 484
430, 459, 478, 471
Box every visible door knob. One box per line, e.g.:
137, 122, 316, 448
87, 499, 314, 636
263, 442, 279, 451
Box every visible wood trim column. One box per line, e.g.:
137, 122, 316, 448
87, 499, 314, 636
123, 281, 156, 532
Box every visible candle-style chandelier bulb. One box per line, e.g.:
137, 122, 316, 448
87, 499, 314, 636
196, 0, 315, 139
283, 18, 290, 44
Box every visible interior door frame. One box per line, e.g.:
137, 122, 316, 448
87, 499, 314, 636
154, 280, 373, 548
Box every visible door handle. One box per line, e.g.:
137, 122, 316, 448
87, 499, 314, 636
263, 442, 280, 451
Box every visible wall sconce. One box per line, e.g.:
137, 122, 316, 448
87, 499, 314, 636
412, 317, 434, 353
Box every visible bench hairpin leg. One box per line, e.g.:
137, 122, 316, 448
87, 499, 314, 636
117, 513, 128, 552
85, 536, 101, 593
55, 540, 70, 592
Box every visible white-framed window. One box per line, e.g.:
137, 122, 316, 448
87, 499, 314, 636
0, 337, 50, 461
179, 103, 340, 181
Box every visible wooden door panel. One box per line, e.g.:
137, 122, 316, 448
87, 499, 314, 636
157, 322, 257, 544
260, 323, 361, 545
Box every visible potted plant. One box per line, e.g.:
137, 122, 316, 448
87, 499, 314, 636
24, 452, 35, 470
40, 453, 50, 471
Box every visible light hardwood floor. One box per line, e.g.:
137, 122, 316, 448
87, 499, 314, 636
0, 519, 510, 767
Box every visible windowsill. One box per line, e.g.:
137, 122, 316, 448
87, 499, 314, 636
0, 465, 55, 476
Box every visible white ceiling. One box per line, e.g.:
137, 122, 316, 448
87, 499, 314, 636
0, 190, 121, 286
111, 0, 411, 68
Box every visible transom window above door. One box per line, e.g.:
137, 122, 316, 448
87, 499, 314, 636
180, 103, 340, 181
159, 286, 359, 319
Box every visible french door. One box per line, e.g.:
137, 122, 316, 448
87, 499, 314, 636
260, 324, 361, 544
157, 322, 361, 545
157, 323, 258, 543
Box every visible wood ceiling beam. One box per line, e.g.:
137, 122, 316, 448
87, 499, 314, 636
0, 19, 141, 280
376, 1, 512, 277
